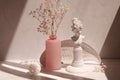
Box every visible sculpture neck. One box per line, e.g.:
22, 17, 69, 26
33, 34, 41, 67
71, 35, 79, 41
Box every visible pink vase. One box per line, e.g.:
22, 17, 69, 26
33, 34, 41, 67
45, 35, 61, 71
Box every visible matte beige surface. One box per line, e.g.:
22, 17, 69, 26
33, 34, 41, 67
0, 60, 107, 80
1, 59, 120, 80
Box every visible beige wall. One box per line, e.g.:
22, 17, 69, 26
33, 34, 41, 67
0, 0, 120, 60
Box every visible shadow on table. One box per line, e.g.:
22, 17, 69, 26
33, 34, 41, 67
102, 59, 120, 80
0, 61, 93, 80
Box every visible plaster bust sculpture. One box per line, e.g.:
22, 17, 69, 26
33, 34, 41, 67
70, 18, 84, 66
70, 18, 85, 67
66, 17, 87, 72
66, 18, 103, 73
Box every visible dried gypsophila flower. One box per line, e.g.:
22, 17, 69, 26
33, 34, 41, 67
29, 0, 68, 36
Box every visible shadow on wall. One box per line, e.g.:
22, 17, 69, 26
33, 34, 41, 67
0, 0, 27, 61
100, 6, 120, 80
100, 6, 120, 59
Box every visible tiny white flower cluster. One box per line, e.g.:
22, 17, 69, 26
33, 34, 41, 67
72, 17, 83, 30
20, 59, 41, 75
29, 63, 41, 75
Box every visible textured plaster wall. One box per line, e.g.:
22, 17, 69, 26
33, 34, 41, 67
0, 0, 120, 60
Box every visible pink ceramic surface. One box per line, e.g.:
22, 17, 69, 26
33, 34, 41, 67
45, 37, 61, 70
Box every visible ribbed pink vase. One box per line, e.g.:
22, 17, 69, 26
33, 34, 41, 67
45, 35, 61, 71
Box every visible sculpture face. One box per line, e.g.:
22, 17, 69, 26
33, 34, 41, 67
72, 27, 82, 36
71, 17, 83, 36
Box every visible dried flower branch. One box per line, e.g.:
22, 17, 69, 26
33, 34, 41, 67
29, 0, 68, 36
